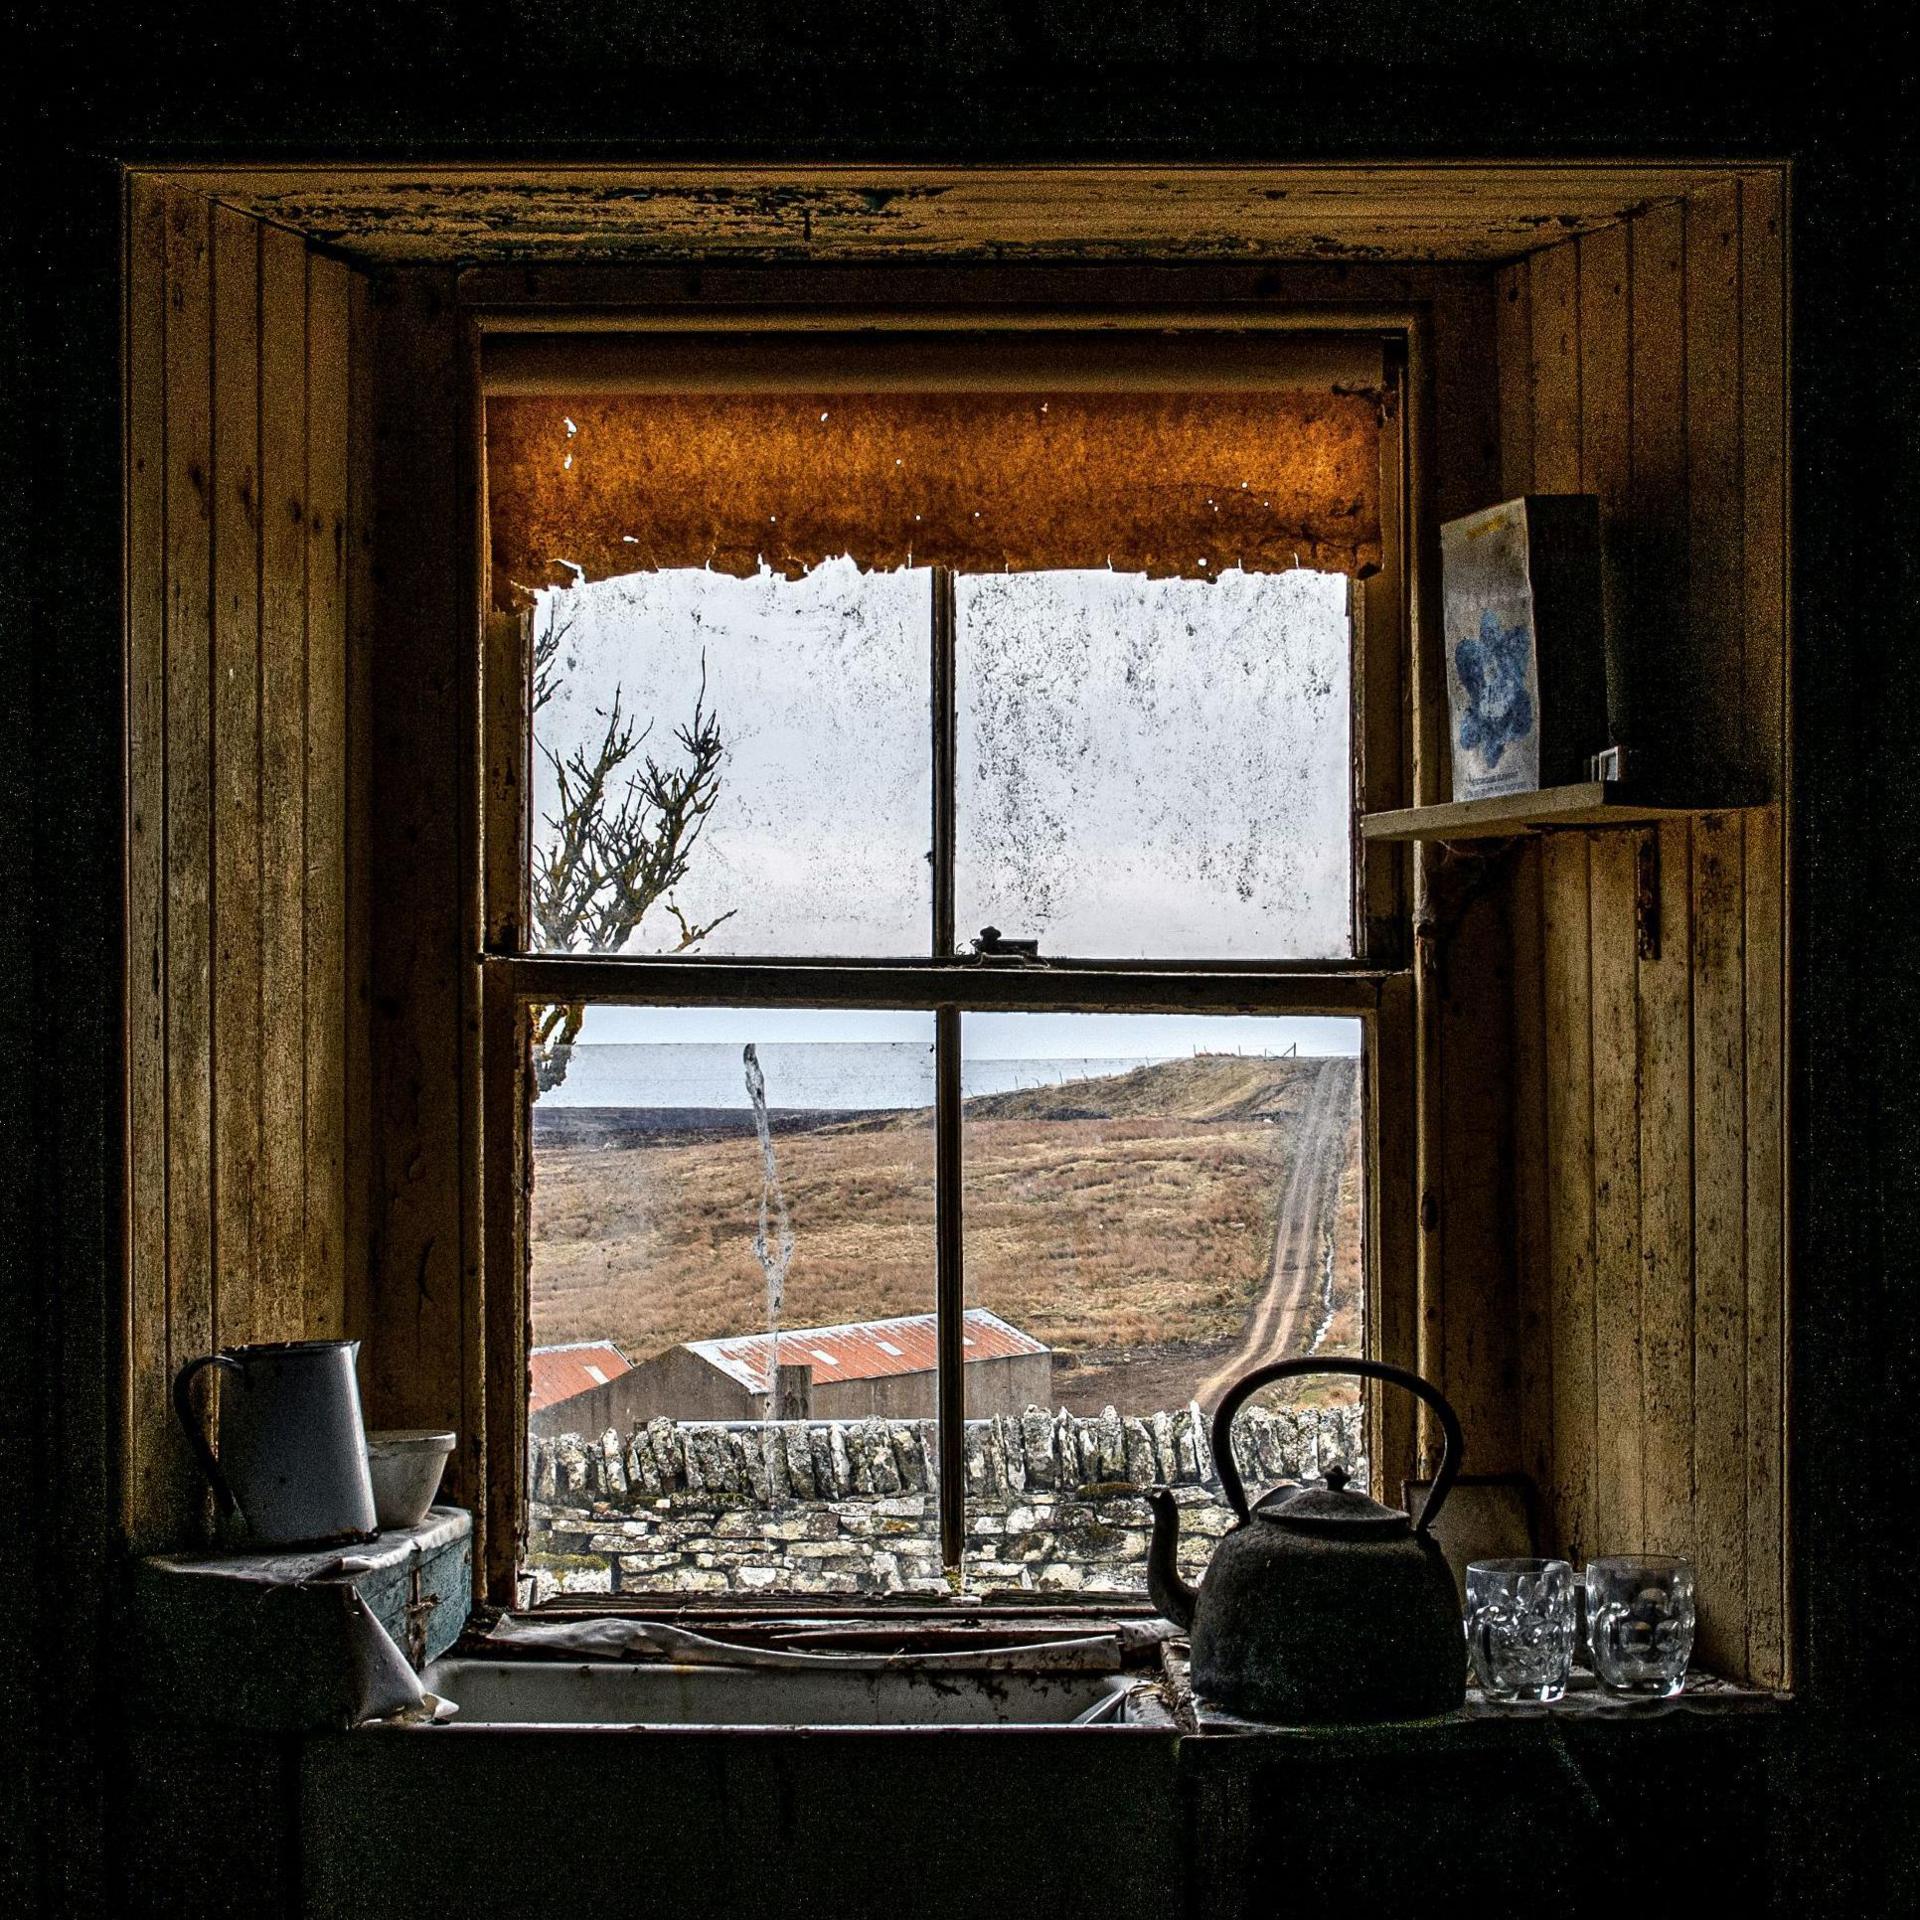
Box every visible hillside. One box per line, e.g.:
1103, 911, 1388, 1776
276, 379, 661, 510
951, 1052, 1328, 1125
530, 1052, 1363, 1414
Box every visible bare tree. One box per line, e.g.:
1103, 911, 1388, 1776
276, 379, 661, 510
531, 600, 735, 1092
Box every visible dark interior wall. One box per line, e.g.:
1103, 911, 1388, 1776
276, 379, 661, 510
6, 3, 1915, 1914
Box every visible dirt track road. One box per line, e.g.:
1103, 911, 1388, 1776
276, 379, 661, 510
1194, 1056, 1356, 1412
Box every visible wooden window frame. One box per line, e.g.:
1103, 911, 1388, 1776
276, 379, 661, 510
471, 304, 1425, 1605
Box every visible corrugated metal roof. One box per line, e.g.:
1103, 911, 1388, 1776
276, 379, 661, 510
529, 1341, 632, 1413
688, 1309, 1047, 1393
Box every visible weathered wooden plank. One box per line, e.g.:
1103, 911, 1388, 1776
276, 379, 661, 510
458, 310, 489, 1559
480, 598, 529, 1595
1438, 871, 1517, 1476
259, 224, 308, 1345
1740, 163, 1790, 1691
1638, 819, 1696, 1559
342, 270, 375, 1356
1574, 223, 1642, 1556
1587, 832, 1644, 1553
1527, 242, 1582, 492
1492, 262, 1533, 500
1539, 833, 1596, 1563
1428, 273, 1500, 522
1492, 254, 1548, 1504
1623, 196, 1697, 1570
1577, 221, 1631, 741
1414, 897, 1446, 1477
1739, 173, 1787, 796
1743, 802, 1786, 1686
1508, 843, 1554, 1508
149, 163, 1717, 265
1625, 200, 1690, 800
363, 272, 470, 1449
461, 257, 1443, 317
162, 186, 215, 1543
1355, 369, 1407, 958
1691, 812, 1747, 1675
1526, 240, 1592, 1562
1685, 179, 1744, 792
211, 204, 263, 1352
482, 975, 528, 1604
305, 252, 352, 1343
126, 174, 172, 1544
1368, 974, 1420, 1511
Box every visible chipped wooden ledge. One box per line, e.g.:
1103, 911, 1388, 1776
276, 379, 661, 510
1157, 1645, 1785, 1738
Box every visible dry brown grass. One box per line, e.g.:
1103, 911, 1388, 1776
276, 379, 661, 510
530, 1057, 1365, 1414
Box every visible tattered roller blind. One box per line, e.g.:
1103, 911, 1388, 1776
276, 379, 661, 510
485, 331, 1387, 607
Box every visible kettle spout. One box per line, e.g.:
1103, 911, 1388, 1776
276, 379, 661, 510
1145, 1485, 1197, 1631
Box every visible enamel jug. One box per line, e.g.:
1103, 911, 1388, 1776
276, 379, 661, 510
1147, 1356, 1466, 1722
172, 1339, 379, 1547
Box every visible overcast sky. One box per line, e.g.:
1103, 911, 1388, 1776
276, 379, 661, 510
533, 560, 1352, 1063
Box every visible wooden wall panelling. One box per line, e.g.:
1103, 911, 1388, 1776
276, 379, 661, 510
1499, 172, 1789, 1681
1494, 260, 1555, 1508
480, 604, 531, 1600
1527, 235, 1599, 1564
1740, 171, 1789, 1689
1690, 811, 1748, 1673
1638, 816, 1695, 1560
342, 271, 376, 1361
361, 269, 474, 1486
1624, 202, 1689, 776
1507, 839, 1554, 1504
1577, 223, 1647, 1558
1684, 177, 1750, 1677
1587, 832, 1643, 1553
1368, 975, 1419, 1506
1425, 275, 1521, 1479
1626, 201, 1696, 1569
159, 184, 216, 1544
305, 253, 352, 1343
210, 203, 263, 1355
124, 175, 171, 1542
259, 223, 307, 1347
1434, 865, 1517, 1475
1539, 834, 1598, 1564
124, 183, 361, 1545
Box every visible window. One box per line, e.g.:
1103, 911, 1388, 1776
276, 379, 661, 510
482, 321, 1408, 1603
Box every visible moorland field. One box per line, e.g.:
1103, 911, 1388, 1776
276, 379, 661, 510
530, 1053, 1362, 1414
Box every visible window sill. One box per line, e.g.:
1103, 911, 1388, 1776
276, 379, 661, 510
1162, 1645, 1787, 1741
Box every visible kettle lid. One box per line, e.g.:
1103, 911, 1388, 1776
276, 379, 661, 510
1255, 1463, 1412, 1539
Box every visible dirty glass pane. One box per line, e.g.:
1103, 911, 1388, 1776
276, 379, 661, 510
959, 1011, 1365, 1599
530, 562, 932, 957
526, 1005, 940, 1600
954, 569, 1352, 959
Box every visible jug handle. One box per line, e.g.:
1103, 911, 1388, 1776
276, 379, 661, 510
1209, 1356, 1463, 1534
172, 1352, 242, 1515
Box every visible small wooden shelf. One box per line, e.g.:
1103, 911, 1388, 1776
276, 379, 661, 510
1360, 782, 1735, 844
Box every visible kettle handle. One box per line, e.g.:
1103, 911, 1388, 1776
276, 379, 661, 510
1209, 1356, 1463, 1533
172, 1351, 242, 1516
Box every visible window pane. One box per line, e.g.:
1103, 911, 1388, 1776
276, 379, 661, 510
960, 1012, 1365, 1598
527, 1006, 940, 1600
955, 569, 1352, 958
530, 562, 932, 957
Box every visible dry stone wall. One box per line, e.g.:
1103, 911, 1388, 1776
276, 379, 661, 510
526, 1401, 1365, 1601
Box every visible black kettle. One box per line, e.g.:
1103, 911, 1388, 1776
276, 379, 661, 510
1146, 1356, 1466, 1722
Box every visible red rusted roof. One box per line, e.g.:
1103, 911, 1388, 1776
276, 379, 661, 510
688, 1309, 1046, 1393
529, 1341, 632, 1413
